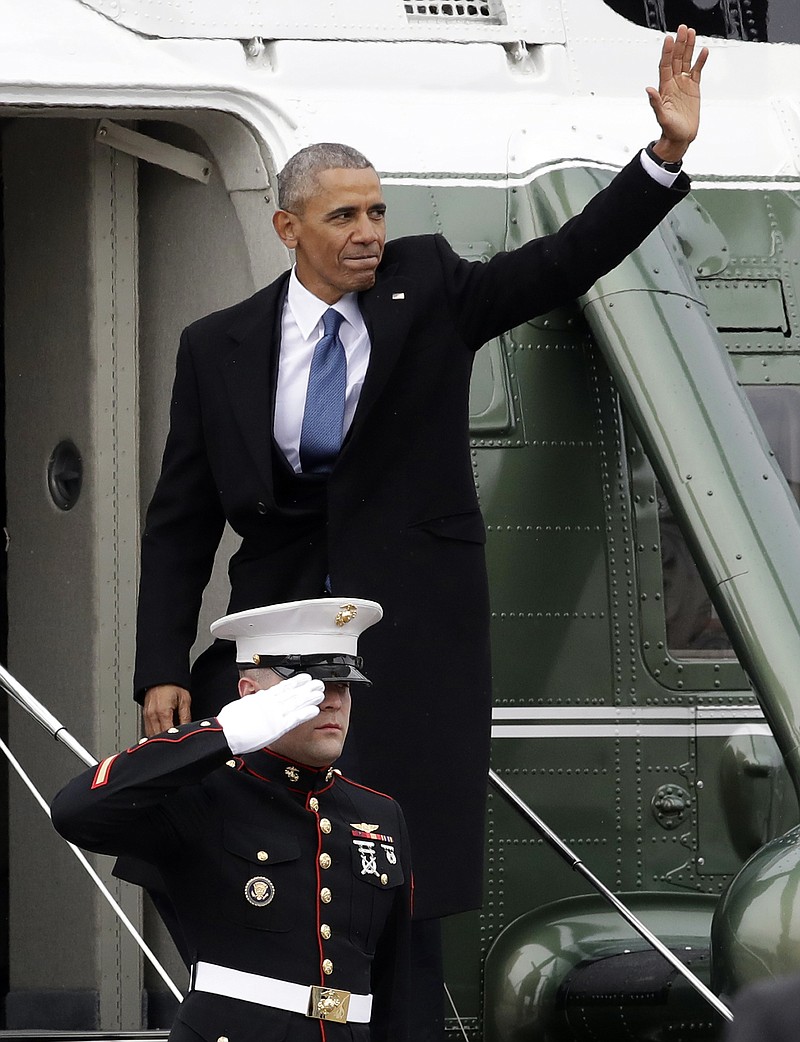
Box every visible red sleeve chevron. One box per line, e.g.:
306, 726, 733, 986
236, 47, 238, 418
91, 754, 119, 789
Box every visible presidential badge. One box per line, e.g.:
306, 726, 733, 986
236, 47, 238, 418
244, 876, 275, 907
335, 603, 358, 627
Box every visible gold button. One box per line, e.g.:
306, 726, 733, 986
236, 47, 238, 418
320, 818, 332, 834
381, 874, 389, 885
226, 759, 237, 768
319, 852, 331, 870
217, 1037, 229, 1042
320, 923, 331, 940
257, 851, 268, 862
138, 737, 148, 745
200, 720, 211, 726
320, 887, 332, 904
322, 959, 333, 975
333, 768, 342, 775
309, 797, 319, 812
167, 727, 179, 734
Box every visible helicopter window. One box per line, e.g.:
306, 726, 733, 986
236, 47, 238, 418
601, 0, 800, 44
659, 384, 800, 657
469, 336, 515, 434
658, 484, 733, 656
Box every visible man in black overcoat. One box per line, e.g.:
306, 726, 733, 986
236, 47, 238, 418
133, 24, 707, 1035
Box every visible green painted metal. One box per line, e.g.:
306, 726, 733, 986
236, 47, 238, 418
536, 166, 800, 794
712, 826, 800, 995
482, 892, 718, 1042
379, 176, 800, 1034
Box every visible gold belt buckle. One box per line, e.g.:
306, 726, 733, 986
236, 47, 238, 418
307, 984, 352, 1023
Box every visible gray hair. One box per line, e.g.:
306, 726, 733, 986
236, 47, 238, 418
277, 143, 375, 213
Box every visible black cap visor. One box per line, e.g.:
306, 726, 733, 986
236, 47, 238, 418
239, 653, 371, 686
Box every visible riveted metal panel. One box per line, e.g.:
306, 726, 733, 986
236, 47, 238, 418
699, 279, 789, 333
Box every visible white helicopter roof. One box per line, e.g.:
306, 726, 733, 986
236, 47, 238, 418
76, 0, 565, 43
0, 0, 798, 182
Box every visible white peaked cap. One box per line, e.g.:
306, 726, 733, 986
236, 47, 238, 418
210, 597, 383, 664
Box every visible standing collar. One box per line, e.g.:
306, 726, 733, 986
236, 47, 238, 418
240, 746, 338, 793
286, 267, 363, 339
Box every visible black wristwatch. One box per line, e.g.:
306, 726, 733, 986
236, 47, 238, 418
645, 141, 683, 173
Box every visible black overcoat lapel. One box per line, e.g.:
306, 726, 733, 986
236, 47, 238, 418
346, 270, 415, 447
219, 274, 290, 494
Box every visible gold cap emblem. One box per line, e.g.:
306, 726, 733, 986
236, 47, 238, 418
252, 653, 261, 665
335, 603, 358, 627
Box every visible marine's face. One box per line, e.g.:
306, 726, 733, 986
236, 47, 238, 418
273, 167, 386, 304
241, 670, 351, 768
270, 680, 351, 768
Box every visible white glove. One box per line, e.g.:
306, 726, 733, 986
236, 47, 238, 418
217, 673, 325, 755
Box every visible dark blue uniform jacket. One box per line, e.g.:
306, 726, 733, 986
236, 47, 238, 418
52, 720, 412, 1042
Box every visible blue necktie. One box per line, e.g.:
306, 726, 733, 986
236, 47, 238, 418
299, 308, 347, 474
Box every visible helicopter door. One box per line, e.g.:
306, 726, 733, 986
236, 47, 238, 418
0, 111, 280, 1032
2, 117, 143, 1031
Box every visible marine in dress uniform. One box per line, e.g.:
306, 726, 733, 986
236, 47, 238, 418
52, 599, 412, 1042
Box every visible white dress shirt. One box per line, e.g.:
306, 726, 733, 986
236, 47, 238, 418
639, 147, 681, 187
274, 268, 371, 473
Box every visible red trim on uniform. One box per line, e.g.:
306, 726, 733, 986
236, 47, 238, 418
243, 765, 316, 798
241, 766, 276, 784
249, 749, 337, 795
337, 774, 396, 801
311, 792, 327, 1042
260, 746, 314, 771
311, 790, 324, 979
125, 724, 223, 754
410, 870, 415, 917
91, 754, 118, 789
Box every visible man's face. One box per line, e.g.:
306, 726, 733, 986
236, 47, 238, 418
239, 670, 351, 768
273, 167, 387, 304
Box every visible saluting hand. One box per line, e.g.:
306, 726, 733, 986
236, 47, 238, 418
646, 24, 709, 164
217, 673, 325, 756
